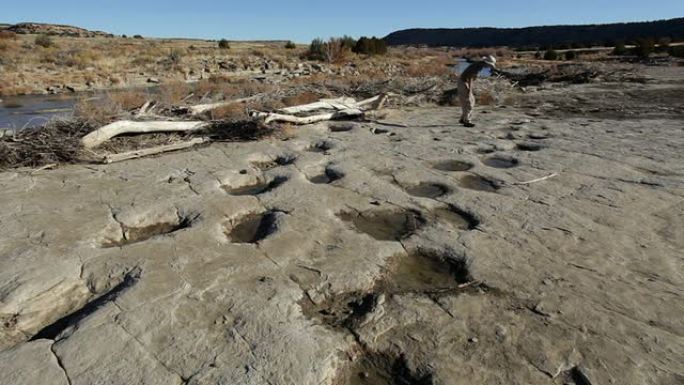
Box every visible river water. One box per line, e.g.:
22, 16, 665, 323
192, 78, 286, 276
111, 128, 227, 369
0, 93, 77, 131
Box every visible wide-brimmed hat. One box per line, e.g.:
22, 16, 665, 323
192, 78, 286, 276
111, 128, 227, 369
483, 55, 497, 68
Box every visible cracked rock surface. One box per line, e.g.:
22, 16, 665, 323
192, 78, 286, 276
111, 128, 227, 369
1, 79, 683, 385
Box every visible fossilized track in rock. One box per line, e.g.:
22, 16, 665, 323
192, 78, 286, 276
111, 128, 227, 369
338, 209, 425, 241
223, 176, 288, 196
251, 154, 297, 171
224, 210, 284, 244
458, 174, 501, 193
101, 210, 199, 248
430, 205, 480, 230
482, 155, 520, 169
30, 270, 140, 341
404, 182, 451, 199
300, 249, 478, 385
432, 159, 473, 172
308, 140, 334, 154
309, 166, 345, 185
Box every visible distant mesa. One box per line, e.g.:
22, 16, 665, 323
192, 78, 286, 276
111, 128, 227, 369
383, 17, 684, 48
3, 22, 114, 38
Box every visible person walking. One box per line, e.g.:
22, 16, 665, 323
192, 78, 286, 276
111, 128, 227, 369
458, 55, 497, 127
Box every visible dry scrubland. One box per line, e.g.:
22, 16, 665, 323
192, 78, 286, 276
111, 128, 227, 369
0, 32, 483, 96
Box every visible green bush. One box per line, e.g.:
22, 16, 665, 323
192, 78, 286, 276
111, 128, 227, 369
218, 39, 230, 49
633, 39, 654, 58
307, 38, 326, 61
133, 35, 144, 39
565, 51, 577, 60
669, 45, 684, 58
285, 40, 296, 49
340, 35, 357, 50
543, 49, 558, 60
34, 34, 53, 48
352, 37, 387, 55
613, 42, 628, 55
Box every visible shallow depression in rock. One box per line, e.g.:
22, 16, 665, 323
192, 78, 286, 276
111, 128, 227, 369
433, 160, 473, 172
340, 351, 433, 385
387, 250, 471, 294
101, 213, 198, 248
516, 142, 544, 152
482, 156, 519, 169
405, 182, 450, 199
432, 205, 479, 230
329, 122, 356, 132
225, 210, 282, 244
308, 140, 334, 153
251, 154, 297, 170
223, 176, 287, 196
339, 209, 425, 241
458, 174, 499, 193
309, 167, 344, 184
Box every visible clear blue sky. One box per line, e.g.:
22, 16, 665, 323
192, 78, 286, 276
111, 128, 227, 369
4, 1, 683, 42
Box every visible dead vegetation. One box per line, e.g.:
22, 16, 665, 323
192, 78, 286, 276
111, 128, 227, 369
1, 32, 651, 169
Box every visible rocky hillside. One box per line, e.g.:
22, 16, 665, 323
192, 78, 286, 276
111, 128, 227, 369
5, 22, 113, 37
385, 17, 684, 48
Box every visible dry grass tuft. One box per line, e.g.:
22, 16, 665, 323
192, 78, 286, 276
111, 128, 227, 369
210, 103, 248, 120
73, 97, 122, 126
281, 91, 322, 107
109, 91, 149, 110
159, 81, 192, 105
0, 31, 17, 40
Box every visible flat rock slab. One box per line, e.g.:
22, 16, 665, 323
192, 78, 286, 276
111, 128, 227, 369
1, 98, 683, 385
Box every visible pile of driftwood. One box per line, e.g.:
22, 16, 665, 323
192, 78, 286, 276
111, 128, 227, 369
77, 94, 388, 164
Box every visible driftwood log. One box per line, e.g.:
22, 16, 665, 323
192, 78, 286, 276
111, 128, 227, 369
251, 94, 388, 124
101, 138, 209, 164
188, 93, 267, 116
251, 108, 364, 124
81, 121, 210, 149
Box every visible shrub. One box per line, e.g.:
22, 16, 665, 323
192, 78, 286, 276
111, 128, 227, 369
133, 35, 144, 39
285, 40, 296, 49
613, 42, 628, 55
35, 35, 53, 48
218, 39, 231, 49
633, 39, 654, 58
352, 37, 387, 55
307, 38, 326, 61
543, 49, 558, 60
534, 51, 542, 59
669, 45, 684, 58
565, 51, 577, 60
339, 35, 357, 50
